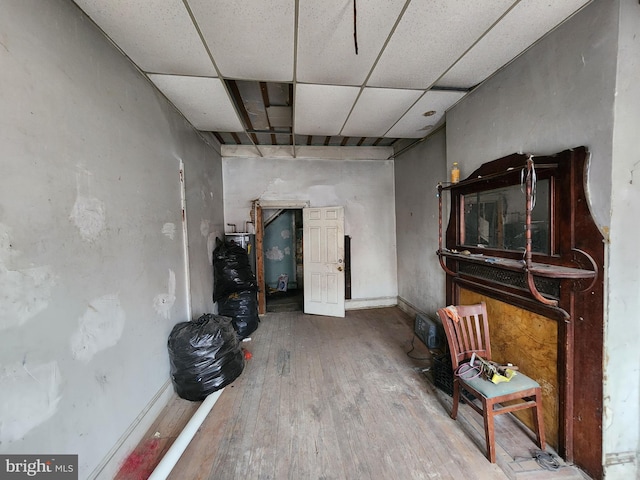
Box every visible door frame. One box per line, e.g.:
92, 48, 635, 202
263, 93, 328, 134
254, 200, 309, 315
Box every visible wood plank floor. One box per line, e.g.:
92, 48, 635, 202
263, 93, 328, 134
118, 307, 590, 480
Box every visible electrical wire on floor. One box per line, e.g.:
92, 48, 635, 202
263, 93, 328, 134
406, 334, 432, 361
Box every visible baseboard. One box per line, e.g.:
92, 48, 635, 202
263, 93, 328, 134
88, 380, 174, 480
345, 296, 397, 310
396, 297, 420, 318
604, 450, 637, 479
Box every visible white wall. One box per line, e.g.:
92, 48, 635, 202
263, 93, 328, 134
0, 1, 222, 477
606, 0, 640, 477
222, 155, 398, 307
394, 129, 447, 319
444, 0, 639, 477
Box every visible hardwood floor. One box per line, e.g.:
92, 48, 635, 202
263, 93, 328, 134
117, 307, 589, 480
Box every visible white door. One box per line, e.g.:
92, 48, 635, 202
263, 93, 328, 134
303, 207, 345, 317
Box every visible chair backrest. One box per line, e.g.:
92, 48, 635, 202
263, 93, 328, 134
437, 302, 492, 369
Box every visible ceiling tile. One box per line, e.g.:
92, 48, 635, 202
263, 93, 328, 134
341, 87, 422, 137
386, 90, 466, 138
436, 0, 591, 88
73, 0, 215, 76
295, 84, 361, 136
297, 0, 406, 86
187, 0, 294, 82
148, 75, 244, 131
367, 0, 516, 89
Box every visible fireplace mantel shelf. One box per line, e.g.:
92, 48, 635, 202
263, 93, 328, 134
437, 250, 596, 280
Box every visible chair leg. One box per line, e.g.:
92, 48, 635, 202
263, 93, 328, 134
533, 390, 546, 450
451, 378, 460, 420
484, 399, 496, 463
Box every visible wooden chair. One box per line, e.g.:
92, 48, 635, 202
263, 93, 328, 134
436, 302, 545, 462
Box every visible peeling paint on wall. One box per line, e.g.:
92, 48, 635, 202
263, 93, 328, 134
200, 219, 216, 265
0, 360, 62, 444
0, 223, 56, 332
207, 233, 216, 265
266, 246, 284, 261
200, 219, 210, 238
162, 223, 176, 240
153, 269, 176, 319
70, 195, 105, 241
70, 294, 126, 363
70, 169, 106, 242
69, 195, 106, 242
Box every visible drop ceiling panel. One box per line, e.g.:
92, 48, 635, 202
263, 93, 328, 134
297, 0, 406, 86
341, 88, 422, 137
295, 84, 361, 136
436, 0, 591, 88
187, 0, 294, 82
148, 75, 243, 131
73, 0, 215, 76
386, 90, 465, 138
367, 0, 516, 89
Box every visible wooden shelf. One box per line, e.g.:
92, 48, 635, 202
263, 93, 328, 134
438, 163, 559, 191
438, 250, 596, 280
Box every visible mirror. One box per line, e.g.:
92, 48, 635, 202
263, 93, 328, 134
461, 179, 550, 253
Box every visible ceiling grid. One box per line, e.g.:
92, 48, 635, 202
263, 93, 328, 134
72, 0, 593, 151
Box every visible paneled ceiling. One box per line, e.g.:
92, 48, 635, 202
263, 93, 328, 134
72, 0, 591, 151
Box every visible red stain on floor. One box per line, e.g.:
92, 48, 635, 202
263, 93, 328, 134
116, 438, 161, 480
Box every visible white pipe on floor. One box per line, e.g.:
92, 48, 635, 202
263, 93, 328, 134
148, 389, 224, 480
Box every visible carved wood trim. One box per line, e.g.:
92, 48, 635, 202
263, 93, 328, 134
439, 147, 604, 479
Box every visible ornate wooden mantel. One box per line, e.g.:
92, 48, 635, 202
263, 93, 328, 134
437, 147, 604, 479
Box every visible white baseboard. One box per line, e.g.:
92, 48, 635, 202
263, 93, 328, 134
88, 380, 175, 480
345, 296, 397, 310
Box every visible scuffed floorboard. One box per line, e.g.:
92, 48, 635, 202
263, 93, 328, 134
118, 307, 589, 480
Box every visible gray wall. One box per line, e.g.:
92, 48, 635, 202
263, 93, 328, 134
0, 1, 222, 477
447, 0, 617, 233
606, 0, 640, 476
394, 129, 447, 319
443, 0, 638, 476
223, 156, 398, 307
184, 139, 225, 318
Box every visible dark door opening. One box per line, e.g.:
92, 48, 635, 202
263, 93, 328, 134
263, 208, 304, 312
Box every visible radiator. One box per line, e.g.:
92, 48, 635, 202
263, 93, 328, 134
414, 313, 444, 350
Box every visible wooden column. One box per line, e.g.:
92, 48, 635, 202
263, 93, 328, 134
254, 202, 266, 315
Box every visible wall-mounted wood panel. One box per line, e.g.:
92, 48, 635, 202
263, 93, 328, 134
460, 289, 559, 448
440, 148, 604, 478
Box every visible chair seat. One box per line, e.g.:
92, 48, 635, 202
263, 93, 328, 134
461, 371, 540, 399
438, 303, 545, 462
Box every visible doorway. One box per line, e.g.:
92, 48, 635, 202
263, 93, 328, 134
262, 208, 304, 313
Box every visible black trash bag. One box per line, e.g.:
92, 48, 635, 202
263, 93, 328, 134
217, 290, 259, 339
168, 314, 244, 401
213, 238, 257, 301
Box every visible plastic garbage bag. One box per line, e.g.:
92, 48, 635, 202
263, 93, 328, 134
217, 290, 259, 339
213, 238, 257, 301
168, 314, 244, 401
